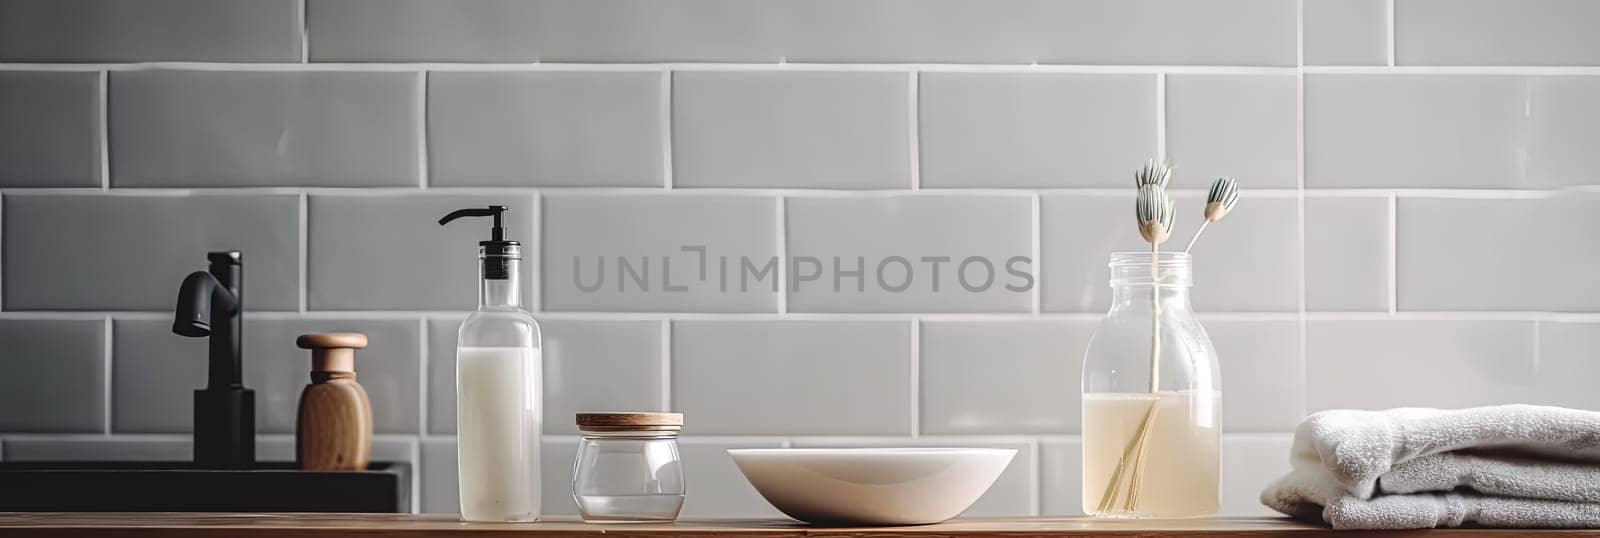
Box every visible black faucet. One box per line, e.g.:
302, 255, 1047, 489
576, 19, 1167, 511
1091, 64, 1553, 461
173, 251, 254, 469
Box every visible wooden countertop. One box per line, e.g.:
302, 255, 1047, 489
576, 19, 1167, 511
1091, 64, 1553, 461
2, 513, 1598, 537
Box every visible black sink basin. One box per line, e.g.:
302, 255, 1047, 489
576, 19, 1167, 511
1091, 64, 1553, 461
0, 461, 410, 512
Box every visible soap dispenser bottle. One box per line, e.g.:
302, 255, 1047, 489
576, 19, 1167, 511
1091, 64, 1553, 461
438, 205, 543, 522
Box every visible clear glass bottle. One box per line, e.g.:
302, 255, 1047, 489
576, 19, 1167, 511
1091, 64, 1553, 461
1081, 252, 1220, 518
573, 413, 685, 523
456, 242, 543, 522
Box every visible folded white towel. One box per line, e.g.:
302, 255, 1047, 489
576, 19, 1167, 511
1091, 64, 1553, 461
1381, 452, 1600, 502
1261, 405, 1600, 529
1290, 405, 1600, 498
1264, 466, 1600, 529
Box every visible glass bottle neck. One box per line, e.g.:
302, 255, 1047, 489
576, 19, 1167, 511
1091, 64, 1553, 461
1106, 251, 1193, 311
1110, 284, 1193, 309
479, 257, 521, 308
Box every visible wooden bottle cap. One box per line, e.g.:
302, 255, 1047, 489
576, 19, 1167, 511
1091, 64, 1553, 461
576, 412, 683, 432
296, 333, 368, 374
297, 333, 369, 350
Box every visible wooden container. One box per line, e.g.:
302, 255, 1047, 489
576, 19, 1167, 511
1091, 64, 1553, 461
294, 333, 373, 471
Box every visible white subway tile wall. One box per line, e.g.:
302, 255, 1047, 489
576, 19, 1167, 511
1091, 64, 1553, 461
307, 192, 539, 310
672, 320, 914, 435
1164, 74, 1299, 188
918, 72, 1156, 188
1037, 439, 1084, 515
0, 71, 103, 188
427, 71, 667, 187
2, 193, 302, 310
1301, 0, 1388, 66
541, 193, 779, 312
785, 194, 1034, 312
1397, 194, 1600, 311
918, 320, 1093, 435
1394, 0, 1600, 66
1218, 435, 1294, 516
1304, 197, 1391, 312
0, 0, 303, 62
673, 71, 912, 189
1305, 319, 1541, 411
1, 0, 1596, 519
109, 70, 422, 188
1202, 319, 1304, 432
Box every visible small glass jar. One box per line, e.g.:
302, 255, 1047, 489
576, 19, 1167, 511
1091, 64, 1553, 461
572, 412, 686, 523
1081, 252, 1220, 518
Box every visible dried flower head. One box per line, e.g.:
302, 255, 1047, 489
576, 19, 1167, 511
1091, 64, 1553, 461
1204, 177, 1240, 222
1135, 184, 1174, 244
1134, 159, 1172, 189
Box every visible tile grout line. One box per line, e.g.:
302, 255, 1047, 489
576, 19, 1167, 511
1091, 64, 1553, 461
299, 192, 309, 313
11, 61, 1600, 76
1029, 438, 1042, 516
1296, 0, 1310, 421
0, 185, 1575, 199
1, 191, 4, 312
418, 317, 429, 436
0, 431, 1422, 443
1303, 65, 1600, 75
409, 439, 422, 514
1154, 72, 1167, 160
5, 310, 1575, 321
416, 72, 429, 189
1030, 193, 1042, 315
661, 70, 674, 190
103, 316, 113, 435
0, 62, 1307, 74
1307, 311, 1575, 321
1388, 194, 1398, 313
660, 319, 672, 411
908, 71, 920, 191
529, 191, 542, 312
298, 0, 310, 64
909, 318, 921, 437
1297, 0, 1306, 68
98, 70, 110, 190
775, 196, 787, 314
1387, 0, 1397, 67
1531, 319, 1543, 375
15, 310, 1580, 321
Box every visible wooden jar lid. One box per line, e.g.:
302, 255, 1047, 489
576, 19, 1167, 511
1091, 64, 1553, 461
296, 333, 368, 374
576, 412, 683, 432
297, 333, 369, 349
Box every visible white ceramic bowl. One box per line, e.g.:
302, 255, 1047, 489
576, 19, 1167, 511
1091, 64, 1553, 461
727, 447, 1016, 526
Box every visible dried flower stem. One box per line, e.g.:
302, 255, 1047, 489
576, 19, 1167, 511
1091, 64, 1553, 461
1098, 180, 1173, 514
1183, 219, 1210, 253
1123, 404, 1159, 510
1149, 241, 1162, 394
1095, 400, 1160, 512
1123, 240, 1165, 509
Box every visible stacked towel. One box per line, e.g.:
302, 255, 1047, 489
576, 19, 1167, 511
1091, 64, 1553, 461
1261, 405, 1600, 529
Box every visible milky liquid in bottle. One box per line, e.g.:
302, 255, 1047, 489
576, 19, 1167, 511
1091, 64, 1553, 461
458, 346, 542, 521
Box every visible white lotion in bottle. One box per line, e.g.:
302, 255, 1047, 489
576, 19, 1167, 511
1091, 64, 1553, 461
440, 206, 542, 522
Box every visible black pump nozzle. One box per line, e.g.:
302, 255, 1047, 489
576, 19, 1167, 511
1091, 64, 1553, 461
438, 205, 509, 241
440, 205, 519, 280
